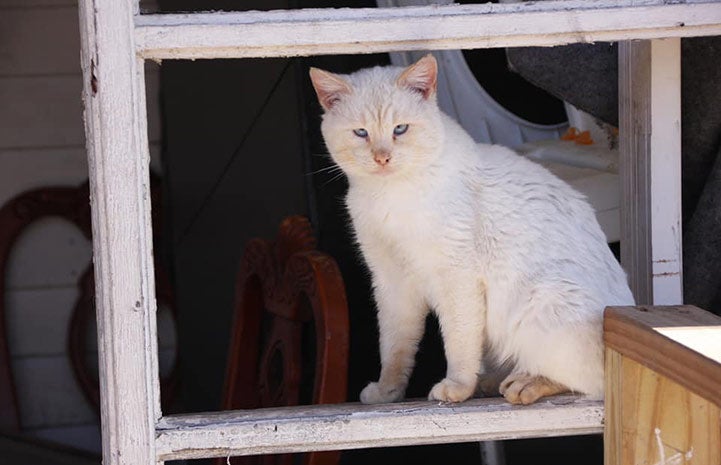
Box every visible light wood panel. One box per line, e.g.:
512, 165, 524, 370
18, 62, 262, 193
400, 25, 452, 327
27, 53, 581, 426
604, 305, 721, 407
605, 349, 721, 465
604, 305, 721, 465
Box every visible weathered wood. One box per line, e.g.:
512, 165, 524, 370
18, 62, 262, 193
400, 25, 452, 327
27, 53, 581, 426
619, 39, 683, 305
135, 0, 721, 60
604, 305, 721, 409
605, 350, 721, 465
77, 0, 160, 464
155, 395, 603, 461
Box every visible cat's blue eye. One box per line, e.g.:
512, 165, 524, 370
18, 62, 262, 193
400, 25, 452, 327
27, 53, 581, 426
353, 128, 369, 138
393, 124, 409, 136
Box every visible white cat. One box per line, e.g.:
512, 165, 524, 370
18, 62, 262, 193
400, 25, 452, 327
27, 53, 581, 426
309, 54, 634, 405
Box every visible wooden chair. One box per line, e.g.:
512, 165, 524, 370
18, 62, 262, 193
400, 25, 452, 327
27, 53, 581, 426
0, 184, 93, 431
0, 181, 177, 438
219, 215, 349, 465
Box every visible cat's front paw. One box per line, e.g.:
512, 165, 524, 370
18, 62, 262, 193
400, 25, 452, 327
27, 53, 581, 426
428, 378, 475, 403
360, 381, 404, 404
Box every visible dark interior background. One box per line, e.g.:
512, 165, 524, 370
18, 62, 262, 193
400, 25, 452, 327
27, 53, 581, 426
156, 1, 603, 464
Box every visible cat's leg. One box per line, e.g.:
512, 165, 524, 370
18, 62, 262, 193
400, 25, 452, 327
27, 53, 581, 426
504, 277, 604, 404
360, 276, 428, 404
428, 278, 485, 403
499, 373, 568, 405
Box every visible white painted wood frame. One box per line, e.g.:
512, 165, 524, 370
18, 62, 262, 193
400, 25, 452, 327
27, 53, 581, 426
155, 395, 602, 461
77, 1, 719, 464
135, 0, 721, 60
78, 0, 160, 464
619, 39, 684, 305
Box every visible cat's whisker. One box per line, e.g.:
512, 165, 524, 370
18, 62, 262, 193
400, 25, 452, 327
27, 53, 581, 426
306, 164, 342, 176
320, 171, 346, 187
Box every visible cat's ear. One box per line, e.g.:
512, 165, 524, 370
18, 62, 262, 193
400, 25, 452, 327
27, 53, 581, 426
397, 54, 438, 100
309, 67, 353, 111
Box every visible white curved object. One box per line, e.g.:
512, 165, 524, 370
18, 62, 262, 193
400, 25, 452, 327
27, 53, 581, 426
376, 0, 567, 147
375, 1, 621, 240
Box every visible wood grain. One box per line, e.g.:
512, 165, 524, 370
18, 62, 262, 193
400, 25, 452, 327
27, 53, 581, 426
604, 305, 721, 408
605, 349, 721, 465
78, 0, 160, 463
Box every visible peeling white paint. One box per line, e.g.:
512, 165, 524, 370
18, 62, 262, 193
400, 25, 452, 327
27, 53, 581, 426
134, 1, 721, 60
154, 395, 603, 461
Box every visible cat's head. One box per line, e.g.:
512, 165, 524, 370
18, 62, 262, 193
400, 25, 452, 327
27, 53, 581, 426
309, 54, 444, 180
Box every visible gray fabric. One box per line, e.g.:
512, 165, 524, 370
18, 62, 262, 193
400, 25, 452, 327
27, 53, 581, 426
680, 38, 721, 220
506, 38, 721, 313
684, 143, 721, 310
507, 43, 618, 126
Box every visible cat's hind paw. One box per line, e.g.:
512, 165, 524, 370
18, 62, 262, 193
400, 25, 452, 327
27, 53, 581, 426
499, 373, 568, 405
428, 378, 475, 403
360, 381, 404, 404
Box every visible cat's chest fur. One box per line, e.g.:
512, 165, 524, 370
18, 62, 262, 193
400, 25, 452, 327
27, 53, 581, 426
347, 178, 470, 277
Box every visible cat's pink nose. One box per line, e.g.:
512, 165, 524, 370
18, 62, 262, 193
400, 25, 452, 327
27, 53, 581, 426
373, 150, 391, 166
